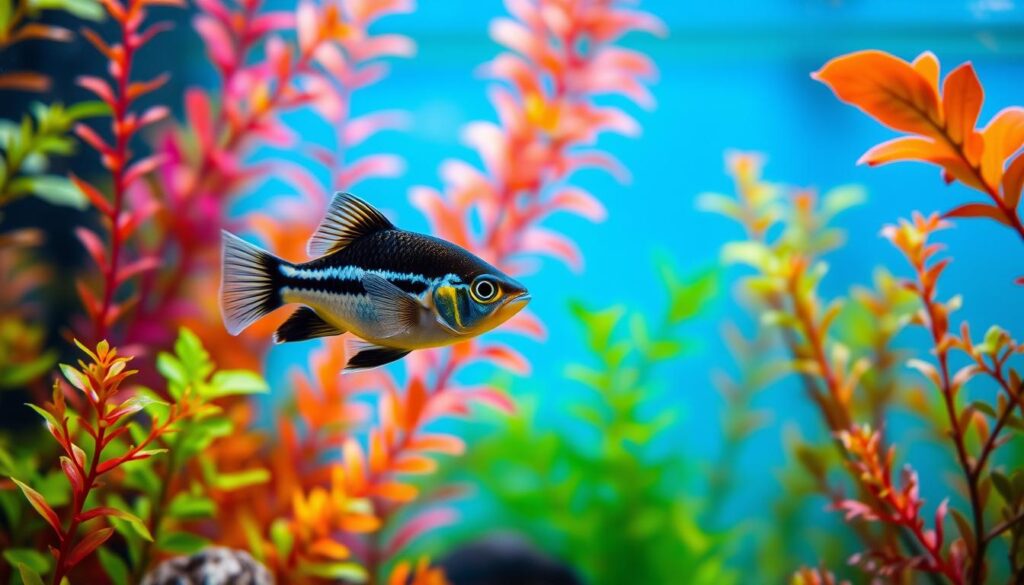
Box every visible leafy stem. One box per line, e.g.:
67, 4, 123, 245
130, 430, 183, 584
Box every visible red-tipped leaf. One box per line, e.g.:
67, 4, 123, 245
11, 478, 62, 536
75, 227, 107, 270
69, 174, 111, 214
67, 527, 114, 566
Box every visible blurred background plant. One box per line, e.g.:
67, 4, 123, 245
703, 147, 1023, 583
398, 260, 741, 585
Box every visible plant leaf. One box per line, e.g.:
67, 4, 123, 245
67, 527, 115, 566
157, 531, 209, 555
207, 370, 269, 398
97, 547, 129, 585
11, 477, 62, 535
812, 50, 941, 137
942, 63, 983, 147
943, 203, 1011, 226
16, 563, 45, 585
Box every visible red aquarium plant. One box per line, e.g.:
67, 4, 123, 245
71, 0, 182, 344
814, 50, 1024, 241
356, 0, 666, 578
227, 0, 665, 581
11, 339, 189, 584
129, 0, 416, 358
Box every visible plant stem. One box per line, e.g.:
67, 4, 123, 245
51, 422, 107, 585
917, 277, 985, 584
93, 3, 138, 343
985, 509, 1024, 545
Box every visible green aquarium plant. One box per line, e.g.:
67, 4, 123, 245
2, 328, 267, 585
0, 101, 107, 210
410, 261, 739, 585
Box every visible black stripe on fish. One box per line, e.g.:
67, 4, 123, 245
279, 273, 430, 296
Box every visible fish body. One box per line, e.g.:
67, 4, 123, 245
220, 193, 530, 370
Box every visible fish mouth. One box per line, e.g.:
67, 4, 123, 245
498, 291, 531, 319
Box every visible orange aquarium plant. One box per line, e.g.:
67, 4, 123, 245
707, 151, 1022, 582
813, 50, 1024, 243
226, 0, 667, 582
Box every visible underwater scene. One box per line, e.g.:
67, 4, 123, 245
1, 0, 1023, 583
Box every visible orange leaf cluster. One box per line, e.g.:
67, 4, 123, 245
388, 557, 449, 585
814, 50, 1024, 238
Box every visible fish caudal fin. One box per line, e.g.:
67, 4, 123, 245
221, 230, 285, 336
274, 307, 346, 343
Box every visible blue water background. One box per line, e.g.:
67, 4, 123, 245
207, 0, 1024, 549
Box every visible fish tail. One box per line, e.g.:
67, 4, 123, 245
220, 230, 287, 336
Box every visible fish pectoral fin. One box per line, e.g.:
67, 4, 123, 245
360, 272, 426, 339
274, 307, 346, 344
307, 193, 395, 257
344, 340, 411, 371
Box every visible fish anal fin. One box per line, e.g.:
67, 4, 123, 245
360, 272, 424, 338
307, 193, 395, 257
274, 307, 346, 344
344, 341, 411, 371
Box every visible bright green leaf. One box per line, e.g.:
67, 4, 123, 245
65, 100, 110, 120
211, 469, 270, 491
9, 175, 87, 209
300, 561, 367, 582
97, 547, 128, 585
207, 370, 269, 398
270, 518, 294, 559
821, 184, 866, 218
3, 549, 50, 575
27, 0, 104, 20
167, 493, 215, 519
157, 531, 209, 555
17, 563, 45, 585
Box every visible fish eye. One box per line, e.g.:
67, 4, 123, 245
471, 277, 500, 303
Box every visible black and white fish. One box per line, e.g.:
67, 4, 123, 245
220, 193, 531, 370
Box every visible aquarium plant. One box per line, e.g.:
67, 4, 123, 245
0, 0, 664, 583
3, 1, 1020, 585
706, 144, 1023, 582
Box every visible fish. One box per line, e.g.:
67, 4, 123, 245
220, 192, 531, 371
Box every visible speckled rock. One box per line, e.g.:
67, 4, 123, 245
141, 547, 274, 585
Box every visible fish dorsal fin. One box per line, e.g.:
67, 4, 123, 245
307, 192, 395, 257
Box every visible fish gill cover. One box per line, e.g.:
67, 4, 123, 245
0, 1, 1022, 585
